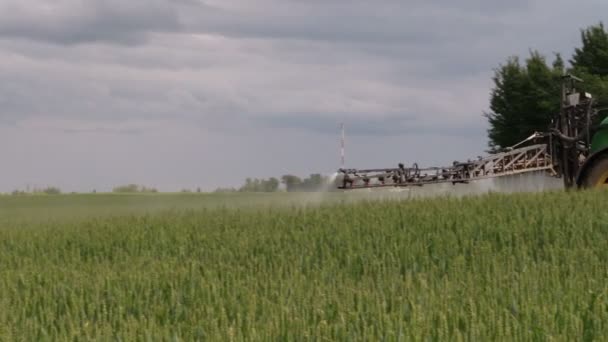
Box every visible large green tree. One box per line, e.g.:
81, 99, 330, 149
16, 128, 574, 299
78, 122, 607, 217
486, 23, 608, 150
571, 23, 608, 76
484, 52, 564, 151
570, 22, 608, 108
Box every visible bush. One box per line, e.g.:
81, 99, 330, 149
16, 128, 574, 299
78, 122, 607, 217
41, 187, 61, 195
113, 184, 158, 193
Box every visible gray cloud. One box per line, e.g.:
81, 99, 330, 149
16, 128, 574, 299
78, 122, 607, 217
0, 0, 528, 46
0, 0, 180, 45
0, 0, 607, 191
180, 1, 513, 44
61, 127, 141, 135
261, 114, 413, 136
258, 112, 487, 137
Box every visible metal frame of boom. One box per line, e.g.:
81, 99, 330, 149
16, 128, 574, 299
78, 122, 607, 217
338, 143, 554, 189
337, 74, 600, 191
551, 75, 597, 188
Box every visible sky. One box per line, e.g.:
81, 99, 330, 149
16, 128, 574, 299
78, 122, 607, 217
0, 0, 607, 192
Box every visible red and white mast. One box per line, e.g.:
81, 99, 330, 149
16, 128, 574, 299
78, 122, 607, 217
340, 122, 345, 168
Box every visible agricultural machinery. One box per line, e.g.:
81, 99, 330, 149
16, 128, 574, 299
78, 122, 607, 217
336, 75, 608, 191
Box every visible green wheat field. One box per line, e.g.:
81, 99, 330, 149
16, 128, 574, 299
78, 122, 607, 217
1, 190, 608, 340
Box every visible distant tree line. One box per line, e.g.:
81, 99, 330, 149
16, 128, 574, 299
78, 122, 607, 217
6, 177, 336, 195
214, 174, 335, 193
11, 186, 62, 196
180, 187, 202, 193
112, 184, 158, 193
239, 177, 280, 192
281, 174, 332, 192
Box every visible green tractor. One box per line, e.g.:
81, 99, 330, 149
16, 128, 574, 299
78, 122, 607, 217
573, 116, 608, 188
552, 75, 608, 190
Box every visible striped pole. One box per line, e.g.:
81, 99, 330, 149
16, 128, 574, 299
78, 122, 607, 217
341, 123, 345, 168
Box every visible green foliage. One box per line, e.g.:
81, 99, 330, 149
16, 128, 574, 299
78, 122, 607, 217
214, 187, 238, 193
571, 23, 608, 76
282, 173, 331, 192
571, 22, 608, 108
239, 177, 280, 192
484, 52, 563, 151
10, 187, 62, 196
486, 22, 608, 150
1, 191, 608, 340
39, 186, 61, 195
300, 173, 325, 191
112, 184, 158, 193
281, 174, 302, 192
112, 184, 139, 193
237, 174, 332, 192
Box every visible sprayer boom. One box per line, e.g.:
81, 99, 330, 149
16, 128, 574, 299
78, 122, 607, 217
336, 74, 607, 191
337, 143, 554, 189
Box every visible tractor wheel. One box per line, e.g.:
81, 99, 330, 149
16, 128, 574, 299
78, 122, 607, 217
580, 154, 608, 189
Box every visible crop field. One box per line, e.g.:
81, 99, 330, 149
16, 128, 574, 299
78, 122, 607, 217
1, 190, 608, 340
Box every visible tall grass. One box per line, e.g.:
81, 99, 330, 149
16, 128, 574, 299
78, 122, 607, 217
1, 190, 608, 340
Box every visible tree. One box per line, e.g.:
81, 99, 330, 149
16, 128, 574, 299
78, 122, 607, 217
484, 51, 563, 151
237, 177, 280, 192
570, 22, 608, 108
41, 187, 61, 195
571, 23, 608, 76
112, 184, 157, 193
234, 174, 335, 192
281, 175, 302, 192
298, 173, 328, 191
239, 178, 253, 192
113, 184, 139, 193
484, 23, 608, 150
214, 187, 237, 193
264, 177, 280, 192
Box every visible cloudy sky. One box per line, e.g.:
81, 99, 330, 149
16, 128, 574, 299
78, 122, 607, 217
0, 0, 606, 192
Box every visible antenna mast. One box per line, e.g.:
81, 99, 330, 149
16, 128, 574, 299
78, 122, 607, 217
340, 123, 345, 168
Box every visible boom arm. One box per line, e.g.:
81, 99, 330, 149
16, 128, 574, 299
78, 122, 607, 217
550, 75, 599, 188
336, 74, 601, 191
337, 144, 554, 190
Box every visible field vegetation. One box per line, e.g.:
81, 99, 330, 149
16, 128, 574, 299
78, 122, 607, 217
1, 190, 608, 340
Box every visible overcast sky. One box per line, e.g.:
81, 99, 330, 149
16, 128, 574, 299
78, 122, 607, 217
0, 0, 606, 192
